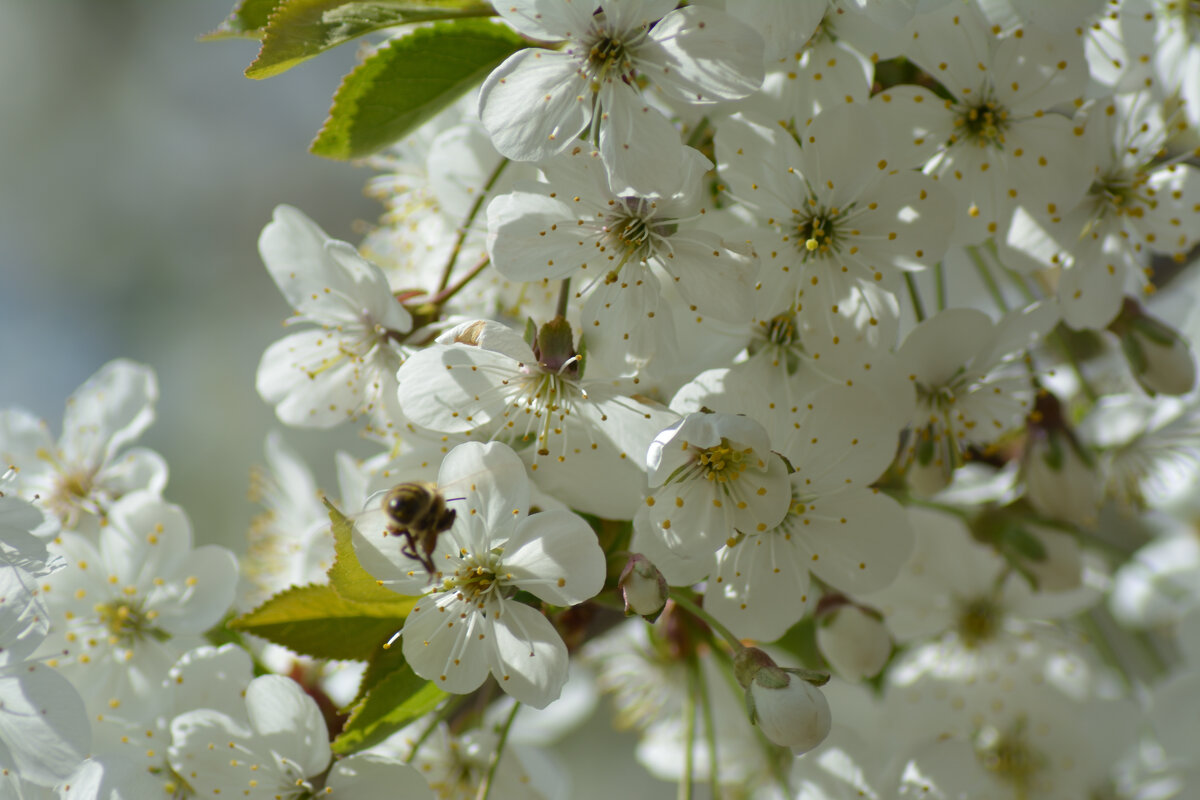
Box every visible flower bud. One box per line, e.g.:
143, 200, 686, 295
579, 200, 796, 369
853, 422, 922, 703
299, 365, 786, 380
618, 554, 668, 619
1111, 299, 1196, 396
733, 647, 831, 753
816, 605, 891, 682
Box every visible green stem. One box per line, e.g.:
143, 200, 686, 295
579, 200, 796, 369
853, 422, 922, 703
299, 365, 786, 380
694, 658, 720, 800
934, 261, 947, 312
679, 666, 697, 800
966, 244, 1010, 312
476, 701, 521, 800
437, 157, 509, 292
904, 272, 927, 322
670, 589, 743, 652
555, 277, 572, 318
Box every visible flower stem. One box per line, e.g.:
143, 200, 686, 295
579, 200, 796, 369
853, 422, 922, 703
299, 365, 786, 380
693, 657, 720, 799
669, 589, 743, 652
432, 254, 491, 307
904, 272, 927, 322
476, 701, 520, 800
967, 244, 1010, 312
555, 277, 572, 318
437, 157, 509, 293
934, 260, 947, 311
680, 666, 697, 800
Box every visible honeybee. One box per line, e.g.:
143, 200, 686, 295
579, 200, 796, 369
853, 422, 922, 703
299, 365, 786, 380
382, 481, 457, 575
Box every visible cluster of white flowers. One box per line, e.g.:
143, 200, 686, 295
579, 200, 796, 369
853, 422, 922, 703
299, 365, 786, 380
7, 0, 1200, 797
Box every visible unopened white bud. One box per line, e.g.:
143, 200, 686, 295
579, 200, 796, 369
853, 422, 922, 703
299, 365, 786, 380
816, 605, 891, 682
749, 674, 832, 753
618, 554, 668, 618
734, 647, 831, 754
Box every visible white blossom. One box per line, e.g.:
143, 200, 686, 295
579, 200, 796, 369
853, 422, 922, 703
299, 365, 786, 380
255, 205, 413, 431
479, 0, 764, 194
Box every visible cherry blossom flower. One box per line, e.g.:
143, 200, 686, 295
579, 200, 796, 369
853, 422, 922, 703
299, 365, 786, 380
256, 205, 413, 430
715, 103, 954, 333
0, 359, 164, 529
876, 4, 1094, 245
486, 145, 756, 373
169, 674, 433, 799
1003, 94, 1200, 328
352, 442, 605, 708
395, 318, 675, 517
479, 0, 764, 194
631, 410, 791, 585
39, 491, 238, 719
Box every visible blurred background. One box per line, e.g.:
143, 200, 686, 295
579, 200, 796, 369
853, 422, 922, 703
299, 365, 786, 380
0, 0, 381, 551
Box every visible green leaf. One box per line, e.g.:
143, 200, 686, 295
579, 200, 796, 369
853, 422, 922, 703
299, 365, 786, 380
332, 662, 447, 754
230, 583, 413, 661
311, 19, 528, 160
201, 0, 283, 41
349, 637, 410, 708
326, 499, 417, 605
247, 0, 496, 78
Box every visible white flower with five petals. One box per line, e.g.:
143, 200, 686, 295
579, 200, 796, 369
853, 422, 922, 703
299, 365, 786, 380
352, 441, 605, 708
479, 0, 764, 194
256, 205, 413, 430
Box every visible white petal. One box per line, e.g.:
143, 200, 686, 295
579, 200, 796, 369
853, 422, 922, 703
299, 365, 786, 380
439, 442, 531, 550
244, 675, 331, 778
258, 205, 372, 323
326, 753, 434, 800
659, 232, 756, 322
256, 329, 365, 428
479, 49, 590, 163
61, 360, 157, 469
485, 599, 569, 708
167, 644, 255, 721
792, 489, 914, 595
493, 0, 597, 40
597, 83, 686, 196
486, 191, 582, 282
705, 534, 813, 642
785, 385, 899, 494
153, 545, 238, 636
641, 6, 764, 103
503, 509, 605, 605
0, 663, 89, 786
402, 592, 491, 695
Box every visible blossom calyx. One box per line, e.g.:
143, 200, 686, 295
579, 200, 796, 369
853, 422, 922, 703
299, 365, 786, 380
733, 648, 831, 753
1110, 299, 1197, 396
617, 554, 668, 619
534, 316, 581, 378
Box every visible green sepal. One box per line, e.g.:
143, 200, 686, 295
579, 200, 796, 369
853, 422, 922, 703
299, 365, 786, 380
201, 0, 282, 41
332, 662, 447, 754
310, 19, 528, 160
246, 0, 496, 79
523, 316, 538, 349
326, 499, 415, 605
229, 583, 413, 661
